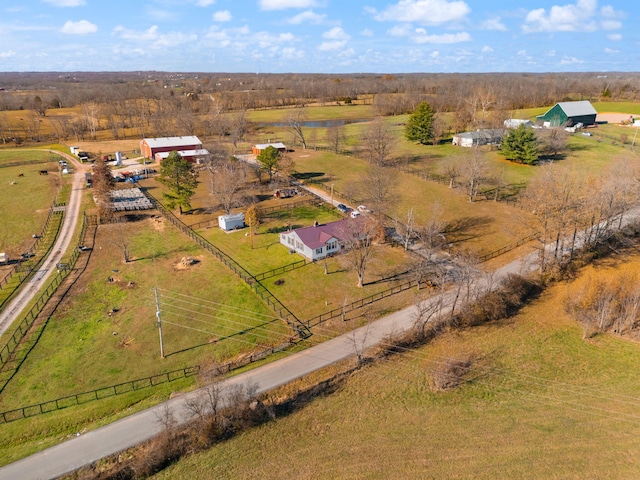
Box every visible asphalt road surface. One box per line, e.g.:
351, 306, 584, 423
0, 248, 540, 480
0, 152, 87, 336
1, 180, 637, 479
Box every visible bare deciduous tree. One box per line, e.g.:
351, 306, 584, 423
287, 108, 308, 149
461, 147, 489, 203
362, 117, 395, 167
339, 217, 378, 288
209, 157, 247, 214
327, 124, 346, 154
359, 163, 398, 219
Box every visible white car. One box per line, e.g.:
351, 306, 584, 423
350, 210, 361, 218
357, 205, 371, 213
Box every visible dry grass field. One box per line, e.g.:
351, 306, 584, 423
152, 254, 640, 480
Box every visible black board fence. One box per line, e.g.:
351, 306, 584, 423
0, 197, 63, 291
138, 188, 311, 338
0, 365, 200, 424
0, 336, 300, 424
0, 213, 89, 378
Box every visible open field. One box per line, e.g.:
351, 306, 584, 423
153, 254, 640, 480
0, 214, 296, 465
1, 95, 639, 472
0, 149, 63, 257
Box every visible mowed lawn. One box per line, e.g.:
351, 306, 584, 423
153, 255, 640, 480
0, 149, 62, 255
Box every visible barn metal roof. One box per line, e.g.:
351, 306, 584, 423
254, 142, 286, 150
143, 136, 202, 148
154, 149, 209, 159
555, 101, 597, 117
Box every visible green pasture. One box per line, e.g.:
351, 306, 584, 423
154, 257, 640, 480
262, 244, 415, 321
0, 377, 194, 468
197, 205, 338, 275
0, 218, 289, 416
0, 150, 62, 255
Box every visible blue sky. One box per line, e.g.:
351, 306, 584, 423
0, 0, 636, 73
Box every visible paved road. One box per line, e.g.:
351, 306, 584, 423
0, 244, 543, 480
1, 184, 637, 479
0, 152, 87, 336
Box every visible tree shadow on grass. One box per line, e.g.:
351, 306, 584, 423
443, 216, 493, 245
291, 171, 324, 181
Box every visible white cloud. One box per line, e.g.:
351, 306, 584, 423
42, 0, 86, 6
601, 20, 621, 30
604, 47, 619, 53
523, 0, 624, 33
195, 0, 215, 6
387, 24, 412, 37
360, 28, 374, 37
60, 20, 97, 34
113, 25, 158, 41
318, 41, 344, 51
411, 31, 471, 44
560, 55, 583, 65
323, 26, 349, 41
372, 0, 470, 25
259, 0, 320, 10
608, 33, 622, 41
285, 10, 327, 24
112, 25, 197, 48
481, 45, 493, 53
0, 50, 16, 58
318, 27, 350, 51
213, 10, 232, 22
480, 17, 507, 31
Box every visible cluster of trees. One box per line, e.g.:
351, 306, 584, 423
2, 71, 640, 144
521, 157, 639, 272
565, 270, 640, 338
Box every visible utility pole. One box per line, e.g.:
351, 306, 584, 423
155, 287, 164, 359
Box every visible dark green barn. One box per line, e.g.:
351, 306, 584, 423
536, 100, 597, 127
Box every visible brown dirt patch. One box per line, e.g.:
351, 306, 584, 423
596, 112, 638, 124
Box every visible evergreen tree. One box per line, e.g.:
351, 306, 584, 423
157, 151, 199, 214
257, 145, 280, 182
405, 101, 435, 145
500, 124, 538, 165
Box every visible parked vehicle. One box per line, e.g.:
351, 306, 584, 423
336, 203, 350, 213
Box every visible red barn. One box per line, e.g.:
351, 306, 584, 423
140, 136, 203, 159
251, 142, 286, 155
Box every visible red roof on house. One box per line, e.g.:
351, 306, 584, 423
293, 218, 360, 249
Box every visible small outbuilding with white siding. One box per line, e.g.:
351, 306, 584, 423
218, 213, 245, 231
452, 129, 505, 147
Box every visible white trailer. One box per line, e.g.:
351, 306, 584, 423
218, 213, 245, 231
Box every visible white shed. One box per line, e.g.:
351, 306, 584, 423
0, 252, 8, 265
218, 213, 245, 231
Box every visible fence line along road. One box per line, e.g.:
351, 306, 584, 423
3, 198, 639, 480
0, 152, 87, 337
